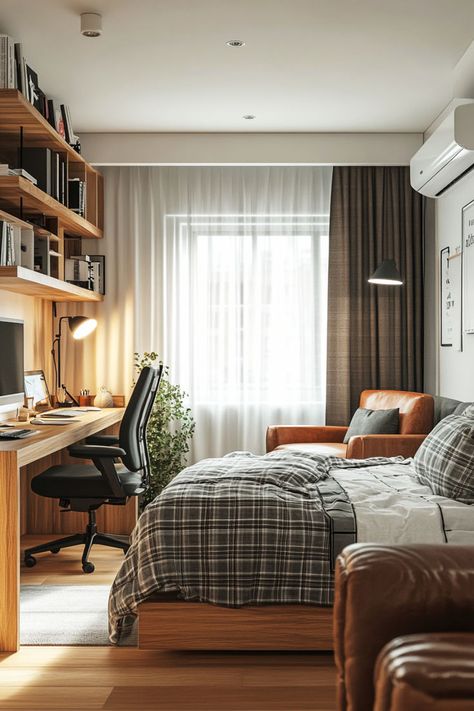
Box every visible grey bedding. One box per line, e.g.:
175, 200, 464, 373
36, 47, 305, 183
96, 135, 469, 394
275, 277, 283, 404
108, 450, 403, 643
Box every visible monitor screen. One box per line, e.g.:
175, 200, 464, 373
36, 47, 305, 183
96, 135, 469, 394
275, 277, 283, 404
0, 318, 24, 406
24, 370, 51, 409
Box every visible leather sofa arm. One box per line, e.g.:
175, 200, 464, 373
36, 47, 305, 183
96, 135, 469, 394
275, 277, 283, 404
346, 434, 426, 459
334, 544, 474, 711
266, 425, 348, 452
374, 633, 474, 711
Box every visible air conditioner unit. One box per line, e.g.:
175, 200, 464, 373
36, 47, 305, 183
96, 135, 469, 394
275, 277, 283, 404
410, 100, 474, 197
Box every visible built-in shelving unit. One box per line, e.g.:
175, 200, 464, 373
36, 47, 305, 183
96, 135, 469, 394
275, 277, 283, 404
0, 265, 103, 302
0, 176, 102, 239
0, 89, 104, 302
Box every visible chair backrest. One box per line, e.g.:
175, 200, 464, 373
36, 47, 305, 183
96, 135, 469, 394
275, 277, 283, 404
359, 390, 434, 434
119, 365, 162, 472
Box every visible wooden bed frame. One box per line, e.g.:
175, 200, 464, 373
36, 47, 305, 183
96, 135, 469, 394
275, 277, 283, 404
137, 594, 333, 650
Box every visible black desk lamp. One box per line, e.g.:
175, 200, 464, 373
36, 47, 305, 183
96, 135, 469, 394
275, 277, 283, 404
52, 316, 97, 406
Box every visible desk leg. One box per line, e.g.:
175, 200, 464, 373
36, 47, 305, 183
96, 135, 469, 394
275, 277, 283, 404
0, 451, 19, 652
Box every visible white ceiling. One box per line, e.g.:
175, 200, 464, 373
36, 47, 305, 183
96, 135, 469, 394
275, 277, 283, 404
1, 0, 474, 133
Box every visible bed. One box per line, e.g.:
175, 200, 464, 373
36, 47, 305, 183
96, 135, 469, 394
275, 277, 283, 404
108, 449, 474, 650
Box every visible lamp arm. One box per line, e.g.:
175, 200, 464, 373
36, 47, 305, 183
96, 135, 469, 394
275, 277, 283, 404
54, 316, 70, 393
61, 385, 80, 407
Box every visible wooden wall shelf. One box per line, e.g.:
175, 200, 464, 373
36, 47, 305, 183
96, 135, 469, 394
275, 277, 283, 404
0, 176, 102, 239
0, 90, 97, 172
0, 266, 103, 302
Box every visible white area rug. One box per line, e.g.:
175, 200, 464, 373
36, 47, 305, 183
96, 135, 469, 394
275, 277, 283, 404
20, 585, 136, 646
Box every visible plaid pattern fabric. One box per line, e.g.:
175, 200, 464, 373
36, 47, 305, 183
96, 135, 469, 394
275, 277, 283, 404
414, 409, 474, 505
108, 450, 403, 643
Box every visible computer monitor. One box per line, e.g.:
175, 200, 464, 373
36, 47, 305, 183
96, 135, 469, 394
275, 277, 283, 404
24, 369, 52, 409
0, 318, 24, 408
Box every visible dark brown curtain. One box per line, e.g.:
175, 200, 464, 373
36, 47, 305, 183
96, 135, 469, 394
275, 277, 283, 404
326, 166, 424, 425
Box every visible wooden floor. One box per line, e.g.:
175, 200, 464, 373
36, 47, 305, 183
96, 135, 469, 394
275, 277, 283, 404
6, 536, 337, 711
21, 535, 124, 586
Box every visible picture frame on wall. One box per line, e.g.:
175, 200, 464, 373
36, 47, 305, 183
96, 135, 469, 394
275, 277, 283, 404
440, 245, 453, 347
462, 199, 474, 335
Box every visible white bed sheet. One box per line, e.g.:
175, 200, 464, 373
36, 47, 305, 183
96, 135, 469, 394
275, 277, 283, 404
330, 460, 474, 545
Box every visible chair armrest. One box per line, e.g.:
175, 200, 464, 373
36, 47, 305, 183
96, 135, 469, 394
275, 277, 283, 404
334, 544, 474, 711
68, 444, 126, 459
346, 434, 427, 459
266, 425, 348, 452
85, 434, 120, 446
374, 633, 474, 711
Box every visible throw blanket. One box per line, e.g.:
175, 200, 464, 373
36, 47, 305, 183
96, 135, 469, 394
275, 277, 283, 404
109, 450, 402, 643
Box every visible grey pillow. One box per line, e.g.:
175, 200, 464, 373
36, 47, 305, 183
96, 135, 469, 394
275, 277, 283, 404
414, 409, 474, 504
343, 407, 399, 444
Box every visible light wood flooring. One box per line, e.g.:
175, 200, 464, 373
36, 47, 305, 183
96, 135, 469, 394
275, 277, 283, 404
6, 535, 337, 711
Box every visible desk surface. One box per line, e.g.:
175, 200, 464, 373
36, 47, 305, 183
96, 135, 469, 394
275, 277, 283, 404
0, 408, 125, 467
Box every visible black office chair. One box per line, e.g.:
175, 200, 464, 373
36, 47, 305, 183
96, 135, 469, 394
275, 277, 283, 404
24, 365, 162, 573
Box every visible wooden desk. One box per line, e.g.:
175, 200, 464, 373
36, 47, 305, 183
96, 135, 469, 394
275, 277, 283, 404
0, 408, 124, 652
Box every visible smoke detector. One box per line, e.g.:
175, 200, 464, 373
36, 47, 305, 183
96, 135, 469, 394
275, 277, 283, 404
80, 13, 102, 38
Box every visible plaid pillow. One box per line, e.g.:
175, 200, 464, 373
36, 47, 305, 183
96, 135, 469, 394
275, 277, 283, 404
414, 409, 474, 504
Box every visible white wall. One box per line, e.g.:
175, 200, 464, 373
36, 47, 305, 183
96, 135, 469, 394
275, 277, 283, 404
435, 171, 474, 400
79, 132, 422, 166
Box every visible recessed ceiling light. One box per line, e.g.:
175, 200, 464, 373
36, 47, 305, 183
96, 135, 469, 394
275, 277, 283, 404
226, 39, 245, 47
243, 114, 256, 120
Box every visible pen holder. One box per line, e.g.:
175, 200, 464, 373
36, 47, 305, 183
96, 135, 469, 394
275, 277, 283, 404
78, 395, 92, 407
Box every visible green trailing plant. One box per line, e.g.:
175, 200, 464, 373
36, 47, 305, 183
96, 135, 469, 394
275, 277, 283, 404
134, 351, 195, 508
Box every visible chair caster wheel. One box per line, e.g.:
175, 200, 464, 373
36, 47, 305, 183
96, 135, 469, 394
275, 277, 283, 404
82, 562, 95, 574
51, 547, 60, 554
24, 555, 37, 568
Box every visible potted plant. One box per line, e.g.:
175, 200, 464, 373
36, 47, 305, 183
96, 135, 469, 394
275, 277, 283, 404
134, 351, 195, 508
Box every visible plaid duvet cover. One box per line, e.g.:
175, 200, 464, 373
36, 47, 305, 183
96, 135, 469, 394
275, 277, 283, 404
109, 450, 402, 643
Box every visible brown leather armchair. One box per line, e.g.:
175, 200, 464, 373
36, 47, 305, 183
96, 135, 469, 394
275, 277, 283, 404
266, 390, 434, 459
334, 544, 474, 711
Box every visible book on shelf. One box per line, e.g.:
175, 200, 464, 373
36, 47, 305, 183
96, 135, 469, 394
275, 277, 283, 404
65, 254, 103, 292
19, 147, 52, 195
60, 104, 74, 144
88, 255, 105, 294
47, 98, 66, 139
0, 221, 15, 266
0, 217, 34, 270
15, 148, 69, 205
68, 178, 86, 216
14, 43, 26, 95
0, 35, 16, 89
65, 255, 91, 284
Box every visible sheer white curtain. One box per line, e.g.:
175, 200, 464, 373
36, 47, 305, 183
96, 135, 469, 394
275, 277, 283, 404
62, 167, 332, 461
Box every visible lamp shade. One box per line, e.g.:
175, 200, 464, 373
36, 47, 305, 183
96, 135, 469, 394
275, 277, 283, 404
368, 259, 403, 285
68, 316, 97, 340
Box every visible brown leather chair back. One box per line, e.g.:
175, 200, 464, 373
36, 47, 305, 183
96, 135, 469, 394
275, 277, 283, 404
359, 390, 434, 435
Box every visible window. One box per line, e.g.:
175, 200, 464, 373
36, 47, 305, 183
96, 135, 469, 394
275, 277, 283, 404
163, 214, 329, 458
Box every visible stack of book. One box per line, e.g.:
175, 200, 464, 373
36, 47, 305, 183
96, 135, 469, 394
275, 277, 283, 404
0, 34, 81, 150
65, 254, 105, 294
0, 220, 16, 266
0, 163, 37, 184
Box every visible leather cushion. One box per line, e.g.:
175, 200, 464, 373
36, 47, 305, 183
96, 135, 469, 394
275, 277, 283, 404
31, 464, 143, 498
375, 633, 474, 709
276, 442, 347, 457
414, 408, 474, 504
343, 407, 399, 444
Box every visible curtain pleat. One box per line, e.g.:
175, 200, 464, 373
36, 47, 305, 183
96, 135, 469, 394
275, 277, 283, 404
326, 166, 425, 425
